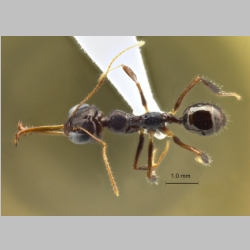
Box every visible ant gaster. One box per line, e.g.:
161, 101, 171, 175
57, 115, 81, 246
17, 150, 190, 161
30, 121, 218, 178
14, 41, 241, 196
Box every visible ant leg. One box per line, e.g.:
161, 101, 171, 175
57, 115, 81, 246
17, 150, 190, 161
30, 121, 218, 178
146, 133, 157, 182
73, 126, 119, 197
151, 140, 170, 169
133, 132, 158, 183
161, 126, 211, 165
133, 132, 170, 182
133, 131, 145, 170
14, 121, 65, 146
71, 41, 145, 117
171, 76, 242, 115
122, 64, 149, 112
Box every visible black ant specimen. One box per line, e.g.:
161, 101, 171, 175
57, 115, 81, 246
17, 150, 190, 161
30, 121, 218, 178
14, 41, 241, 196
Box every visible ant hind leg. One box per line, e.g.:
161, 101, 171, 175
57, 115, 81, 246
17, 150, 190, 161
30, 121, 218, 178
171, 76, 242, 115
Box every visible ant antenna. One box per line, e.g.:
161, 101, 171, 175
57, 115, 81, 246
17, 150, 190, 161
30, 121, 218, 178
71, 41, 145, 117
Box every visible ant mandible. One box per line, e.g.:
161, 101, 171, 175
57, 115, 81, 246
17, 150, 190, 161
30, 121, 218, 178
14, 41, 241, 197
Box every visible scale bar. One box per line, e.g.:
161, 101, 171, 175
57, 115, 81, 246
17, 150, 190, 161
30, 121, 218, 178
165, 182, 199, 185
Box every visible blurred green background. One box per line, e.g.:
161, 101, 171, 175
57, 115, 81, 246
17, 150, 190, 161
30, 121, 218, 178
2, 36, 249, 215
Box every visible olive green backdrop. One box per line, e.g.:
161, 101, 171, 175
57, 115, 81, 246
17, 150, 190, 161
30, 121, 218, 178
2, 37, 249, 215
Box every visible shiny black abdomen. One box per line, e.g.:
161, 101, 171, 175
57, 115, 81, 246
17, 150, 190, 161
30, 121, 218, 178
182, 103, 227, 136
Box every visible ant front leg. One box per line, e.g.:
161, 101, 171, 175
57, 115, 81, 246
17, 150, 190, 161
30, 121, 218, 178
171, 76, 242, 115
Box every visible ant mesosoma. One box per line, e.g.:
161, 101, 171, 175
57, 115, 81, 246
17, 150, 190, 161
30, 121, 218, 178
14, 41, 241, 197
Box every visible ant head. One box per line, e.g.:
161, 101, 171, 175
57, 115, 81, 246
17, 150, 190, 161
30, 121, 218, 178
182, 103, 227, 136
64, 104, 102, 144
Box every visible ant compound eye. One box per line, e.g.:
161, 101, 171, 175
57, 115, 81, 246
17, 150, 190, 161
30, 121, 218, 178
68, 104, 90, 118
182, 103, 227, 136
